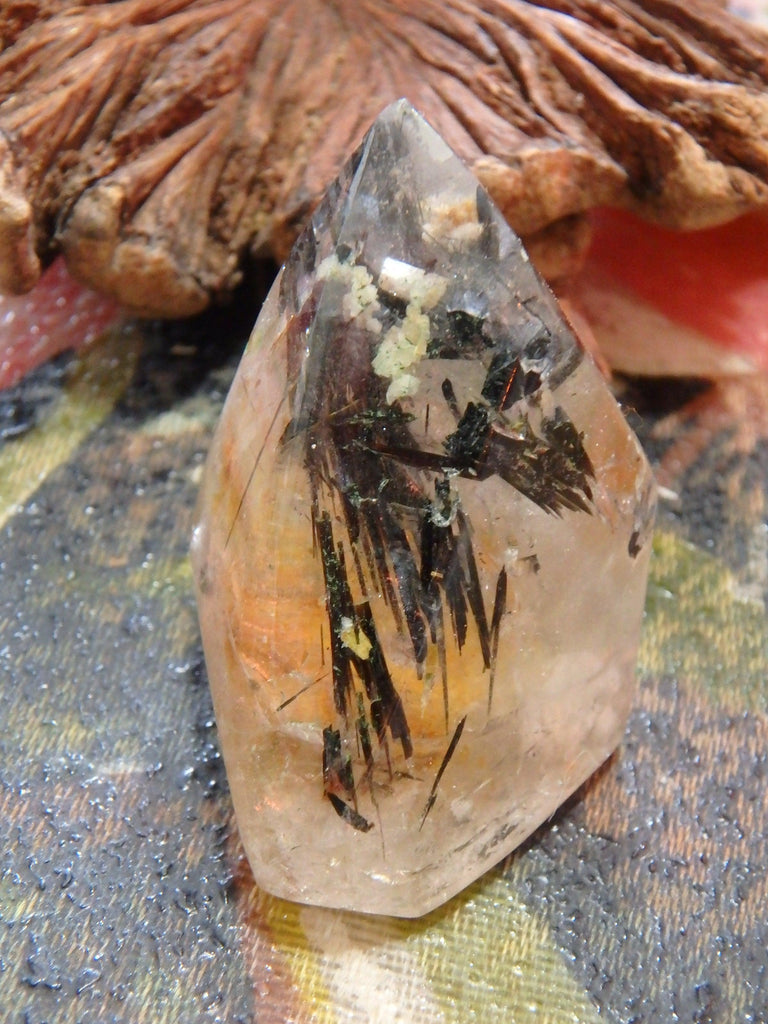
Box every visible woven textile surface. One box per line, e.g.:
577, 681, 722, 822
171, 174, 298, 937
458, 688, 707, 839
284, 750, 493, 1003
0, 264, 767, 1022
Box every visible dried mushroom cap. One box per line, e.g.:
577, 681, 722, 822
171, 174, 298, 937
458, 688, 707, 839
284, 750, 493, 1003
0, 0, 767, 316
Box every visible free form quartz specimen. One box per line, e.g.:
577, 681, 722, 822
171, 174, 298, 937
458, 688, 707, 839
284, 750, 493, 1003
191, 100, 656, 918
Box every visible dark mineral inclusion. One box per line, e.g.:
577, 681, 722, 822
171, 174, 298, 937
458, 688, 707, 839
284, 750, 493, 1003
191, 100, 656, 916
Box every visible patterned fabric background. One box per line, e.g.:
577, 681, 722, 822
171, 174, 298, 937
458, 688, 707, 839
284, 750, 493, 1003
1, 264, 767, 1023
1, 5, 768, 1020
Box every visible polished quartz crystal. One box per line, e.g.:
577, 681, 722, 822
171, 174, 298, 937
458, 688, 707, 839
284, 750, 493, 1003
191, 100, 656, 917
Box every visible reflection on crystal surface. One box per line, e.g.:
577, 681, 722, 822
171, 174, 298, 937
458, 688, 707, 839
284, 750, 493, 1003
191, 100, 656, 917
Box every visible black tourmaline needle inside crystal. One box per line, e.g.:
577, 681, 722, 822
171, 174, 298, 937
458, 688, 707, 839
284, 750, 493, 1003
284, 204, 595, 827
191, 100, 656, 915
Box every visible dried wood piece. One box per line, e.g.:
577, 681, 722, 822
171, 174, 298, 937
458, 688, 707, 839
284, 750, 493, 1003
0, 0, 767, 315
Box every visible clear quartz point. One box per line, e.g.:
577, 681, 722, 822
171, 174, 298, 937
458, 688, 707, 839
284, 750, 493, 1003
191, 99, 656, 917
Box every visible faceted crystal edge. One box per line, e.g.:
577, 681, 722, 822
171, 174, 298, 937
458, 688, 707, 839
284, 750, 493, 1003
191, 98, 657, 917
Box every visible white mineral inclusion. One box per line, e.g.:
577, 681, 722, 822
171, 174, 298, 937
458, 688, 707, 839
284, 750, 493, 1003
191, 100, 657, 917
378, 258, 447, 309
372, 257, 448, 403
317, 253, 382, 333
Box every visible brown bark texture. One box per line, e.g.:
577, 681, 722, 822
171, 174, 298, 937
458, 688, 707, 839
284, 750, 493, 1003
1, 0, 767, 315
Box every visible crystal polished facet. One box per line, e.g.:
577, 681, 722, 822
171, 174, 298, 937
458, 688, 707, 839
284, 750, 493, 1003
191, 100, 656, 917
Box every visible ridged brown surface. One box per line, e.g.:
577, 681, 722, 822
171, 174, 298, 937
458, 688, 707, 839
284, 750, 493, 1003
1, 0, 767, 314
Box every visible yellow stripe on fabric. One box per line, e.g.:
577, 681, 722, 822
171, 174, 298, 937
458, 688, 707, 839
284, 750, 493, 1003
640, 530, 768, 711
411, 876, 601, 1024
0, 326, 140, 531
261, 873, 600, 1024
259, 894, 338, 1024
